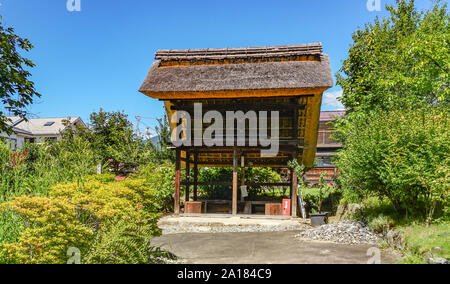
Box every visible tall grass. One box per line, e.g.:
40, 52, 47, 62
0, 140, 96, 202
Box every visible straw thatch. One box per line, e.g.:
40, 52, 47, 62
139, 43, 333, 97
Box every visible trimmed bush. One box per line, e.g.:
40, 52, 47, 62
336, 107, 449, 222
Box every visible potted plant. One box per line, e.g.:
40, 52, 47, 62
306, 174, 333, 227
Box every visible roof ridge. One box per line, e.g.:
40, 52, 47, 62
155, 43, 323, 61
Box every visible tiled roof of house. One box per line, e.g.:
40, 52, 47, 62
320, 111, 346, 122
7, 117, 84, 136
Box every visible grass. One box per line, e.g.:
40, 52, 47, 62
341, 195, 449, 264
398, 222, 450, 264
0, 211, 23, 245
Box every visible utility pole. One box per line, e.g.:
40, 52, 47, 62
135, 115, 141, 137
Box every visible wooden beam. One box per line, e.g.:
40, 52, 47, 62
142, 87, 327, 100
182, 181, 232, 186
193, 153, 198, 201
302, 93, 322, 167
241, 154, 246, 202
180, 181, 291, 187
291, 152, 298, 217
293, 97, 299, 143
232, 149, 238, 215
171, 102, 306, 112
174, 149, 181, 215
185, 151, 190, 203
176, 143, 303, 152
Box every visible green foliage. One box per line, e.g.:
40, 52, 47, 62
87, 109, 146, 173
398, 222, 450, 264
198, 167, 282, 200
336, 107, 449, 221
0, 135, 97, 202
147, 115, 175, 163
140, 161, 175, 212
83, 214, 170, 264
0, 196, 94, 264
337, 0, 449, 115
0, 177, 167, 264
0, 15, 41, 133
302, 174, 335, 214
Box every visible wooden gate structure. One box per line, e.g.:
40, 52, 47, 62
139, 43, 333, 217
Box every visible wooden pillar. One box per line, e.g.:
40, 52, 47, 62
174, 149, 181, 215
185, 151, 190, 203
291, 153, 298, 218
193, 152, 198, 201
240, 154, 245, 202
232, 149, 238, 215
293, 97, 299, 141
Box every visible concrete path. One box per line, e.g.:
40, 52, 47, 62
152, 231, 400, 264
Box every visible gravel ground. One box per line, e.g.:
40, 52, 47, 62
160, 224, 307, 234
296, 221, 381, 245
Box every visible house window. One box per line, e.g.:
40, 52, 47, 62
317, 157, 335, 168
44, 122, 55, 127
9, 138, 17, 150
41, 137, 57, 143
25, 137, 36, 144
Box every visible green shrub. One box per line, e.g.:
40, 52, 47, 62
140, 161, 175, 212
301, 174, 335, 214
0, 177, 165, 264
198, 167, 282, 200
336, 107, 449, 222
367, 214, 397, 234
0, 196, 94, 264
83, 214, 168, 264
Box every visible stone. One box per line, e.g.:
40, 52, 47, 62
347, 204, 362, 214
296, 221, 380, 245
432, 247, 444, 252
426, 258, 450, 265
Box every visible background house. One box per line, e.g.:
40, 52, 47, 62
305, 111, 345, 183
0, 117, 85, 150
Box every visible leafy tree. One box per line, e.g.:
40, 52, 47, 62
0, 16, 40, 133
88, 109, 144, 173
336, 0, 449, 116
335, 107, 449, 222
148, 114, 175, 163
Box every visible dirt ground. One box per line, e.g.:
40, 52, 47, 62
152, 231, 400, 264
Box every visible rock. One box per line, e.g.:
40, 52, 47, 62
347, 204, 362, 215
386, 230, 404, 250
335, 204, 346, 221
432, 247, 444, 252
426, 258, 450, 265
296, 221, 380, 245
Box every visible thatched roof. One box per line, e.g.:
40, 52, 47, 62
139, 43, 333, 98
155, 43, 323, 61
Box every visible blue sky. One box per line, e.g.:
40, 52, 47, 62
0, 0, 434, 134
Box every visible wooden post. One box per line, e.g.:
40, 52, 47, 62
240, 154, 246, 202
185, 151, 190, 203
174, 149, 181, 215
291, 153, 298, 218
293, 97, 299, 142
232, 149, 238, 215
193, 152, 198, 201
